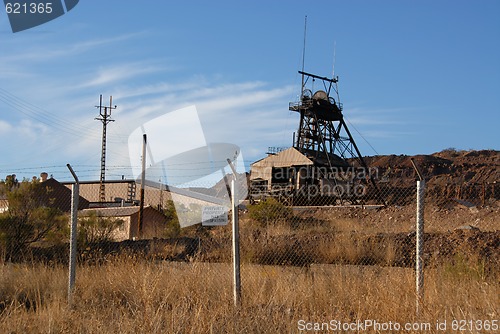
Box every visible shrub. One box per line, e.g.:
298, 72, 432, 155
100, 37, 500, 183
162, 200, 181, 238
248, 198, 293, 227
0, 180, 68, 260
78, 211, 124, 245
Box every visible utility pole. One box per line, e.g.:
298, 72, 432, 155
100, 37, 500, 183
95, 95, 116, 202
137, 134, 147, 239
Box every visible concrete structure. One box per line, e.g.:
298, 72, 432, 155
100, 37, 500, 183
66, 179, 231, 229
250, 147, 314, 191
62, 179, 228, 210
79, 205, 167, 241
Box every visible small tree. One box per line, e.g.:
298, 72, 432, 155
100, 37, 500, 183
162, 200, 180, 238
78, 211, 124, 244
248, 197, 293, 227
0, 179, 68, 260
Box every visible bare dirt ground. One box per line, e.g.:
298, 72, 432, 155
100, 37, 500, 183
308, 203, 499, 273
359, 149, 499, 272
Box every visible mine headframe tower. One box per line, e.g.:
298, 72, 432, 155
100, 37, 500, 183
289, 71, 380, 205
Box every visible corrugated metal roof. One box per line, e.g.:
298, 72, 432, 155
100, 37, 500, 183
79, 205, 153, 217
251, 147, 313, 168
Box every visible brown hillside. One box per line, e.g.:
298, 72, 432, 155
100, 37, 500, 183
363, 149, 499, 186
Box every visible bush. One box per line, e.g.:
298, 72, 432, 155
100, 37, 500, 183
0, 180, 68, 260
248, 198, 293, 227
78, 211, 124, 245
162, 200, 181, 238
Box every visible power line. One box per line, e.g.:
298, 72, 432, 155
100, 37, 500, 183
0, 88, 99, 139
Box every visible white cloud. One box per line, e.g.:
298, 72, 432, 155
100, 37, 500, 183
0, 120, 13, 133
0, 29, 308, 180
90, 79, 296, 177
0, 33, 144, 65
78, 62, 170, 88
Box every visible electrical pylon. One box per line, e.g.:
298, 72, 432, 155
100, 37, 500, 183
95, 95, 116, 202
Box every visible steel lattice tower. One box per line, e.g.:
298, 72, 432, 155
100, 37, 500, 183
290, 71, 367, 167
289, 71, 381, 204
95, 95, 116, 202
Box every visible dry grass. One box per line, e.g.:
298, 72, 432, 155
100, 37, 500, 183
0, 258, 498, 333
1, 204, 497, 332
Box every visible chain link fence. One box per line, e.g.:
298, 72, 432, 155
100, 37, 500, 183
1, 173, 498, 332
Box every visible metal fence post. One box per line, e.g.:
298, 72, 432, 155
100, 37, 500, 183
67, 164, 79, 305
227, 159, 241, 307
411, 158, 425, 317
232, 178, 241, 306
416, 179, 425, 316
137, 134, 147, 239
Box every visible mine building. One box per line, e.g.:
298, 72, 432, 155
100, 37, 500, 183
249, 71, 381, 206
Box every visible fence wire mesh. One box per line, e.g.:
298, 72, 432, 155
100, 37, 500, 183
0, 173, 498, 332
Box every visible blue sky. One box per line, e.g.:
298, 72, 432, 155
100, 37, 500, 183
0, 0, 499, 183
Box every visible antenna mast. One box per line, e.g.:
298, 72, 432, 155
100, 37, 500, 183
95, 95, 116, 202
332, 40, 336, 78
301, 15, 307, 100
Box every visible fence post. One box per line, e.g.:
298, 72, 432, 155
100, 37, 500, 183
227, 159, 241, 307
137, 133, 147, 239
67, 164, 79, 305
416, 179, 425, 316
411, 158, 425, 317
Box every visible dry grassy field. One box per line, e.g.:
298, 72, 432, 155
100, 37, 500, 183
1, 204, 498, 333
0, 258, 498, 333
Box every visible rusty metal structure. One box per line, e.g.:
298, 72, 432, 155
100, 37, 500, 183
250, 71, 381, 205
291, 71, 364, 169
